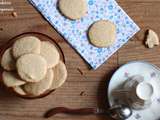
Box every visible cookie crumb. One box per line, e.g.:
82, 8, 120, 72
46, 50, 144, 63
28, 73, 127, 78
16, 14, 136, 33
77, 68, 83, 75
12, 12, 18, 18
145, 29, 159, 48
80, 91, 85, 96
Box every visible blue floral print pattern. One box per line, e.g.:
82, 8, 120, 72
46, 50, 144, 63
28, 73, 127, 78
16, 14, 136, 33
28, 0, 140, 69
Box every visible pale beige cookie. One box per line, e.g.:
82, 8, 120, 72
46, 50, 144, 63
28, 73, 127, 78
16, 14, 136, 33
24, 69, 53, 96
16, 54, 47, 82
50, 61, 67, 90
12, 86, 26, 96
40, 41, 60, 68
1, 48, 16, 71
88, 20, 116, 48
59, 0, 87, 20
145, 29, 159, 48
12, 36, 41, 59
2, 71, 26, 87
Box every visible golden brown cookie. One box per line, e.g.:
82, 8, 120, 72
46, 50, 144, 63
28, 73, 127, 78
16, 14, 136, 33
88, 20, 116, 48
50, 61, 67, 90
16, 54, 47, 82
2, 71, 26, 87
59, 0, 87, 20
12, 86, 26, 96
1, 48, 16, 71
12, 36, 41, 59
40, 41, 60, 68
24, 69, 53, 96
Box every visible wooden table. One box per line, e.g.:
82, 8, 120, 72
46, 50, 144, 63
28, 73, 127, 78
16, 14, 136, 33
0, 0, 160, 120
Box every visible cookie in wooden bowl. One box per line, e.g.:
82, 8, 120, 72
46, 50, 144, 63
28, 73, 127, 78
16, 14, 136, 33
23, 69, 53, 96
50, 61, 67, 90
1, 47, 16, 71
40, 41, 60, 68
58, 0, 88, 20
0, 32, 67, 99
16, 54, 47, 83
88, 20, 116, 48
12, 36, 41, 59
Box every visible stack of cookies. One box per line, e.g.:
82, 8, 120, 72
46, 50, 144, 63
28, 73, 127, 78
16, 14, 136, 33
1, 36, 67, 98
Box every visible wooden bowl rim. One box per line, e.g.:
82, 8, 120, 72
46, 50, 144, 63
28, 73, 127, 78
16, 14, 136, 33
0, 32, 65, 100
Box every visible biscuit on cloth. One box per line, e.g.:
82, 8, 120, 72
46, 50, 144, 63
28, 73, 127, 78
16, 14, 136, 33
59, 0, 87, 20
145, 29, 159, 48
1, 48, 16, 71
88, 20, 116, 48
12, 86, 26, 96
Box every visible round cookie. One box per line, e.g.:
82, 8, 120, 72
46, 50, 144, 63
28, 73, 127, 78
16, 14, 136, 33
12, 86, 26, 96
12, 36, 41, 59
2, 71, 26, 87
50, 61, 67, 90
16, 54, 47, 82
24, 69, 53, 96
59, 0, 87, 20
1, 48, 16, 71
88, 20, 116, 48
40, 41, 60, 68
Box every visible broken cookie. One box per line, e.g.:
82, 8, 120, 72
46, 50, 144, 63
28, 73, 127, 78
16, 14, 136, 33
145, 29, 159, 48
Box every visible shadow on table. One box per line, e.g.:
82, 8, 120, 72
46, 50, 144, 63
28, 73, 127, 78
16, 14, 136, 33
96, 68, 117, 119
0, 82, 20, 101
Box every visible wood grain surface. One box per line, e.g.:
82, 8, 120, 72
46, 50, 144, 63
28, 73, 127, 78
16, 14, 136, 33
0, 0, 160, 120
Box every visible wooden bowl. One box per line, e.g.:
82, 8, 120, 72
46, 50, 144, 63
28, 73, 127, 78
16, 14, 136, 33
0, 32, 65, 99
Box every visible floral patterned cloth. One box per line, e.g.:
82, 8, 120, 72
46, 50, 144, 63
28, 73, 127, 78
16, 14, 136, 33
28, 0, 140, 69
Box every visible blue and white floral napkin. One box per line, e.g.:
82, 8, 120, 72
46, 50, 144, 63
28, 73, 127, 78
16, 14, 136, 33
28, 0, 140, 69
